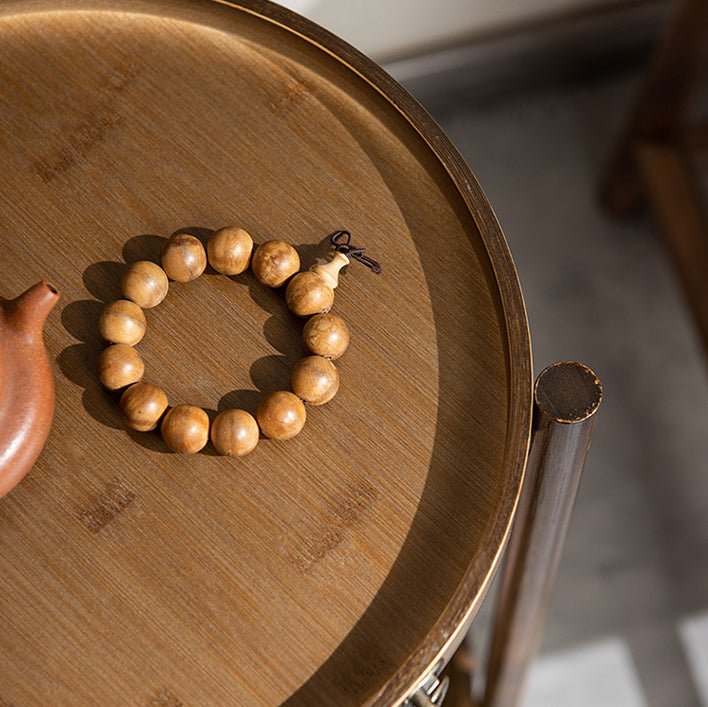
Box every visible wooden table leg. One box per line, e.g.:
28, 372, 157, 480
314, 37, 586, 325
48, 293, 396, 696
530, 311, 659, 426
477, 361, 602, 707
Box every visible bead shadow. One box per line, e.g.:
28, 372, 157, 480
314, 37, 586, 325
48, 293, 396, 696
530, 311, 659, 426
250, 353, 293, 395
122, 234, 167, 264
57, 299, 124, 430
125, 426, 168, 453
83, 261, 124, 302
262, 307, 306, 358
217, 389, 263, 417
294, 234, 333, 271
241, 269, 305, 361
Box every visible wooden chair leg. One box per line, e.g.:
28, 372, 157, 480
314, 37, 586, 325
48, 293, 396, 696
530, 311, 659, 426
442, 361, 602, 707
599, 0, 708, 216
634, 140, 708, 356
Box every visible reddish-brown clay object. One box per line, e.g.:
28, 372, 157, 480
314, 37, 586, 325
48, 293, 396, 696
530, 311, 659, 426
0, 280, 60, 499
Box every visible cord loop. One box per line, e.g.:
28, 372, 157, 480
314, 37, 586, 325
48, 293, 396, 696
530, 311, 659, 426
331, 231, 382, 274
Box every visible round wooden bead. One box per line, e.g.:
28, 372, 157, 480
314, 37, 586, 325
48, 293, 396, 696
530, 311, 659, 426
160, 234, 207, 282
291, 356, 339, 405
97, 343, 144, 391
207, 226, 253, 275
119, 382, 169, 432
120, 260, 169, 309
211, 409, 260, 457
251, 240, 300, 287
256, 391, 306, 441
285, 271, 334, 317
99, 299, 147, 346
302, 313, 350, 360
161, 405, 210, 454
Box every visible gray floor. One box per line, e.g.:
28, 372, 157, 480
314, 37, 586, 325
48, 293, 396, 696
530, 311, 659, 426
407, 70, 708, 706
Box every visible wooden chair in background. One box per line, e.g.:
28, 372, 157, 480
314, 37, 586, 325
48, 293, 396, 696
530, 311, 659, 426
601, 0, 708, 354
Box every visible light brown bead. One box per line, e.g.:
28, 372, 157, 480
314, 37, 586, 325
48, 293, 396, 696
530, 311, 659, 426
120, 260, 169, 309
99, 299, 147, 346
207, 226, 253, 276
285, 271, 334, 317
161, 405, 210, 454
210, 409, 259, 457
160, 234, 207, 282
119, 382, 169, 432
290, 356, 339, 405
251, 240, 300, 287
97, 343, 144, 391
302, 313, 350, 360
256, 391, 306, 440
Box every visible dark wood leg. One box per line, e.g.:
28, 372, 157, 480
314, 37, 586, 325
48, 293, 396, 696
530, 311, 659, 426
635, 140, 708, 355
477, 362, 602, 707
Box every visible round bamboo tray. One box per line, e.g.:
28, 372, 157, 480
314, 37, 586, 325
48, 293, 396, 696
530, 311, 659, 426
0, 1, 532, 705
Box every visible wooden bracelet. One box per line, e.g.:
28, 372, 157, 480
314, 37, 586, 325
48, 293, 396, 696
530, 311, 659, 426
96, 229, 378, 457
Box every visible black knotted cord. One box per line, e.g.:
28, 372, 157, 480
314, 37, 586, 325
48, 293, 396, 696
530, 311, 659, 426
330, 230, 382, 274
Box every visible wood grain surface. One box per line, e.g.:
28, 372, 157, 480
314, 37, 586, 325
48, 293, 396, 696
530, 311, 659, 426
0, 1, 532, 705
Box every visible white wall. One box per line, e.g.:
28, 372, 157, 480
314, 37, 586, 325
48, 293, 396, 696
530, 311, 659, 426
279, 0, 645, 61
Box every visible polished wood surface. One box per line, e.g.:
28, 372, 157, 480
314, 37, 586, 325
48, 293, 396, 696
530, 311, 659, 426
0, 1, 531, 705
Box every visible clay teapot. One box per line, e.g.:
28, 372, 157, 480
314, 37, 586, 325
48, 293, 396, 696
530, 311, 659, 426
0, 281, 60, 499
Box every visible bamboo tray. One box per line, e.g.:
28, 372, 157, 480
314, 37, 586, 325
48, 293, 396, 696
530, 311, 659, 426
0, 1, 532, 705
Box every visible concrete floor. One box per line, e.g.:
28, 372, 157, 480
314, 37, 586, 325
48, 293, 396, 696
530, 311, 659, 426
410, 69, 708, 707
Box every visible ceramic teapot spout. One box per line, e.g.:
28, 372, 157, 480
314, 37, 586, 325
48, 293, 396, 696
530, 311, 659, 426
0, 281, 60, 499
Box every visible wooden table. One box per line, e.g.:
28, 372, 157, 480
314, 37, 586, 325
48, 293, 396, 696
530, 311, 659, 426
0, 2, 532, 704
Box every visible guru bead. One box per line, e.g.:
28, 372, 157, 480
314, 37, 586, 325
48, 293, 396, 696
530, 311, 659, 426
256, 391, 306, 440
251, 240, 300, 287
97, 343, 144, 391
210, 409, 260, 457
120, 260, 169, 308
285, 271, 334, 317
302, 313, 350, 360
99, 299, 147, 346
161, 405, 210, 454
311, 251, 350, 289
119, 382, 169, 431
207, 226, 253, 276
161, 234, 207, 282
290, 356, 339, 405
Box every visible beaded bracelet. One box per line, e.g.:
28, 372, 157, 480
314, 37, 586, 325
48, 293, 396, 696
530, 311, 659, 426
96, 229, 379, 457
